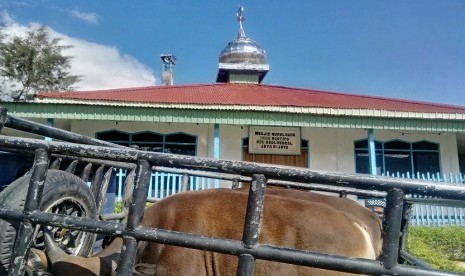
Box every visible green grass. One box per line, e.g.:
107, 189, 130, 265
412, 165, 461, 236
113, 201, 152, 214
407, 226, 465, 273
114, 201, 123, 213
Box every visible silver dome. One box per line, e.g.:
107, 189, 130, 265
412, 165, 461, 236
219, 7, 267, 65
216, 7, 269, 84
219, 36, 267, 65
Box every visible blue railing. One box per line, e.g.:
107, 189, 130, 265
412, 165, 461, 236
115, 169, 219, 201
382, 171, 465, 226
115, 168, 465, 226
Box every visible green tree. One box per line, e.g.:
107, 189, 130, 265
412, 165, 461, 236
0, 26, 79, 101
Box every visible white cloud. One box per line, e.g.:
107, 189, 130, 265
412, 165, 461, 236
69, 7, 99, 25
60, 36, 157, 90
0, 11, 157, 92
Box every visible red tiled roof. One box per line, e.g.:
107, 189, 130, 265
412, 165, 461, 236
36, 83, 465, 113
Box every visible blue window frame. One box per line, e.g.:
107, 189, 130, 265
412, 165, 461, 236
96, 130, 198, 199
354, 139, 440, 175
96, 130, 197, 156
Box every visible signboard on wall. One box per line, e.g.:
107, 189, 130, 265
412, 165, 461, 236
249, 126, 301, 155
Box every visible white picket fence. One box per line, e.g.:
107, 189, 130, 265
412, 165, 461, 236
382, 171, 465, 226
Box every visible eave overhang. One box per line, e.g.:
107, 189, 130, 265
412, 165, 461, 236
2, 101, 465, 132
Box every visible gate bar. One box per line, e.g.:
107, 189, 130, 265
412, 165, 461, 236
91, 165, 105, 210
380, 188, 405, 269
237, 174, 267, 276
4, 115, 125, 148
2, 137, 465, 199
95, 167, 114, 216
116, 160, 151, 276
400, 250, 431, 269
0, 207, 461, 276
8, 149, 49, 276
153, 166, 386, 198
399, 202, 414, 261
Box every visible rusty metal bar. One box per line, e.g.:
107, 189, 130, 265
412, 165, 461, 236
237, 254, 255, 276
399, 250, 431, 269
79, 163, 93, 182
237, 174, 267, 276
65, 160, 78, 173
8, 149, 49, 276
101, 212, 126, 221
0, 207, 458, 276
121, 170, 136, 218
153, 166, 385, 197
49, 157, 62, 169
101, 169, 139, 221
380, 188, 405, 270
95, 167, 114, 216
3, 108, 465, 276
91, 165, 105, 203
116, 160, 151, 276
400, 202, 413, 253
55, 154, 136, 170
2, 137, 462, 200
4, 115, 126, 148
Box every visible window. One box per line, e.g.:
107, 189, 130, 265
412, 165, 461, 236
384, 141, 411, 175
96, 130, 197, 199
96, 130, 130, 147
355, 139, 440, 175
96, 130, 197, 156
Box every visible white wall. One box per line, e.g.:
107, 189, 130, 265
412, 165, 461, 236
71, 120, 212, 158
59, 120, 461, 174
301, 128, 459, 174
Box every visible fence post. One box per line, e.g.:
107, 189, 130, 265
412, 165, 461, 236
398, 202, 413, 264
236, 174, 267, 276
380, 188, 404, 270
116, 160, 151, 276
8, 149, 49, 276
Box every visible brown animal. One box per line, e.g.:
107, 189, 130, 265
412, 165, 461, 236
42, 188, 383, 276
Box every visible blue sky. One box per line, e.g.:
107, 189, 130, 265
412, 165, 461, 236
1, 0, 464, 105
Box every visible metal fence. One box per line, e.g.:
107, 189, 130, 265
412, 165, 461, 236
3, 110, 465, 275
4, 135, 465, 275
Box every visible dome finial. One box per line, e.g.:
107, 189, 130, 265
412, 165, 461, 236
237, 6, 246, 39
217, 6, 269, 84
